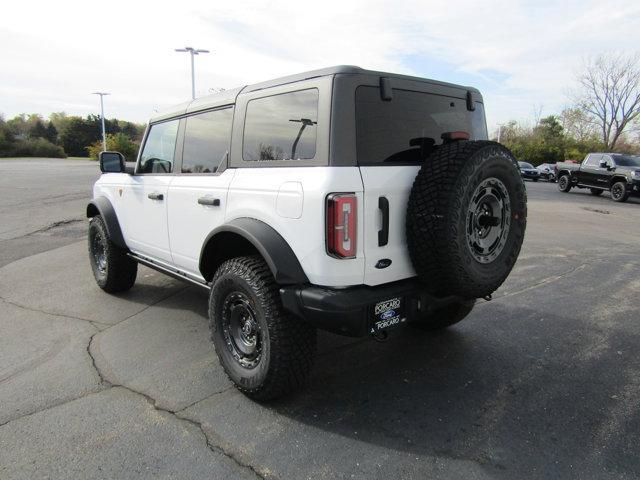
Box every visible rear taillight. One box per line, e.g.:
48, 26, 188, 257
326, 193, 357, 258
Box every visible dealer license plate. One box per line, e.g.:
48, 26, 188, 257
370, 297, 406, 334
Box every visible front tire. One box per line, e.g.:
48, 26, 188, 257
209, 256, 316, 400
410, 300, 475, 331
611, 181, 630, 202
88, 216, 137, 293
558, 174, 571, 192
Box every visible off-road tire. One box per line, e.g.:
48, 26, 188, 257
406, 141, 526, 299
611, 181, 630, 203
88, 215, 137, 293
410, 300, 476, 331
558, 174, 572, 192
589, 188, 603, 196
209, 256, 316, 401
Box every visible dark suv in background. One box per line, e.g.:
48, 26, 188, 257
518, 161, 540, 181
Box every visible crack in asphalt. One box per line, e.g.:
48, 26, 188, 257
0, 295, 107, 330
481, 262, 590, 303
26, 218, 85, 235
2, 288, 269, 479
86, 332, 268, 479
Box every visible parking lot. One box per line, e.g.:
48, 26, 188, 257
1, 158, 639, 479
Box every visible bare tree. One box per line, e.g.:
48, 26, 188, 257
531, 103, 544, 127
575, 52, 640, 149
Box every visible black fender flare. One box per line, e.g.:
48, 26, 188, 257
199, 218, 308, 285
86, 197, 127, 249
609, 175, 628, 187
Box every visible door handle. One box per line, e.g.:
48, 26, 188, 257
147, 192, 164, 200
378, 196, 389, 247
198, 196, 220, 206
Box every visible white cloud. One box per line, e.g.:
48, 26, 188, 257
1, 0, 639, 132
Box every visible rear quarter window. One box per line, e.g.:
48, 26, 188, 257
355, 86, 487, 166
243, 89, 318, 161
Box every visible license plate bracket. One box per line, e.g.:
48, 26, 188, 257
370, 296, 407, 334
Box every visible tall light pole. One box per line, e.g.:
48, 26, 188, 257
497, 123, 505, 143
92, 92, 110, 152
174, 47, 210, 99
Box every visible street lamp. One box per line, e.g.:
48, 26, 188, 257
92, 92, 110, 152
174, 47, 210, 100
497, 123, 505, 143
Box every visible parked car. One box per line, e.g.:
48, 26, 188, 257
556, 152, 640, 202
86, 66, 527, 400
537, 163, 556, 182
518, 161, 540, 181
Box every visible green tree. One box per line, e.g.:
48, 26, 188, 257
86, 132, 139, 161
29, 119, 48, 139
59, 116, 101, 156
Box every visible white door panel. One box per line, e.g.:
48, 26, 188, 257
167, 170, 236, 277
227, 167, 365, 287
359, 166, 419, 285
119, 175, 173, 262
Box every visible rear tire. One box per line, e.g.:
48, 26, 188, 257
611, 181, 630, 202
209, 256, 316, 401
406, 141, 526, 299
410, 300, 475, 331
558, 174, 571, 192
590, 188, 603, 196
88, 216, 137, 293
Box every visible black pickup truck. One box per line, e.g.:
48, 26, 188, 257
555, 153, 640, 202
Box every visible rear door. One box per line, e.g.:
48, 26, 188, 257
354, 81, 488, 286
167, 106, 235, 278
579, 154, 602, 186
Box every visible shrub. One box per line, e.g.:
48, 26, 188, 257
87, 132, 139, 161
9, 138, 67, 158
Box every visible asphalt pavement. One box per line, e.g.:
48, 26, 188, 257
1, 158, 639, 479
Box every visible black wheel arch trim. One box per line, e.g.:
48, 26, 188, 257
199, 218, 309, 285
86, 197, 127, 249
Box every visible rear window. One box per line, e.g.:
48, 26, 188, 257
355, 86, 487, 165
243, 89, 318, 161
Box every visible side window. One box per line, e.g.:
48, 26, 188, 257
243, 89, 318, 161
585, 154, 601, 167
138, 119, 179, 174
603, 155, 613, 167
182, 108, 234, 173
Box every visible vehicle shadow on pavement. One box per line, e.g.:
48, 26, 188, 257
267, 300, 640, 478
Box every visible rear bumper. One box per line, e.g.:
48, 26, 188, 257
280, 279, 464, 337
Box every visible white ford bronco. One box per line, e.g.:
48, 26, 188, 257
88, 66, 527, 400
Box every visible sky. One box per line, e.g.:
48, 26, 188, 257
1, 0, 640, 135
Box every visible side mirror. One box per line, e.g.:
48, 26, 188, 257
99, 151, 126, 173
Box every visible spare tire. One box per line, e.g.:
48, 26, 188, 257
406, 141, 526, 299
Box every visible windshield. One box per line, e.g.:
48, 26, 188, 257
612, 154, 640, 167
519, 162, 534, 169
355, 86, 488, 165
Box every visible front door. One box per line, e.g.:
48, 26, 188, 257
120, 118, 180, 263
579, 153, 602, 186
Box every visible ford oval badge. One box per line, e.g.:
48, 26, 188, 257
375, 259, 392, 269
